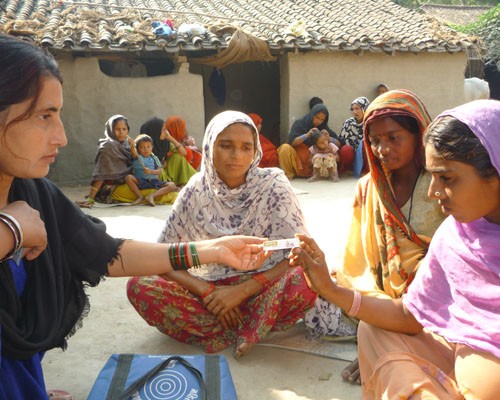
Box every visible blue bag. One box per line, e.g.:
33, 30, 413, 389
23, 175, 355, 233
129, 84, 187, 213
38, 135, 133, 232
87, 354, 237, 400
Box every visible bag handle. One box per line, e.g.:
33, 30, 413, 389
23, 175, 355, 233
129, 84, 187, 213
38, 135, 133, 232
117, 356, 207, 400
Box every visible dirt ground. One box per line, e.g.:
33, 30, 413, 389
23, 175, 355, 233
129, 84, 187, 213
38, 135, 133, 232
43, 177, 362, 400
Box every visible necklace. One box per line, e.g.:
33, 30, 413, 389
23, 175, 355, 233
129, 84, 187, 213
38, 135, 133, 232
406, 170, 421, 223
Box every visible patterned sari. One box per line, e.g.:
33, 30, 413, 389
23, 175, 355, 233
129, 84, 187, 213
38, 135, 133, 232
127, 111, 316, 353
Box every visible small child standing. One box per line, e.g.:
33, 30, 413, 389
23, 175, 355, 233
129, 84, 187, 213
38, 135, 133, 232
127, 134, 178, 206
308, 129, 340, 182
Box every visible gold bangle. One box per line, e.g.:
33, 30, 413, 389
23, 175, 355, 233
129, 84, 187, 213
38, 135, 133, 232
90, 186, 99, 193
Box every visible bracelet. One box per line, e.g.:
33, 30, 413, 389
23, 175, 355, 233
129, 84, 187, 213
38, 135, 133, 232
347, 291, 362, 317
189, 242, 201, 267
90, 186, 99, 193
252, 273, 271, 287
168, 242, 191, 271
200, 284, 216, 300
0, 212, 23, 262
301, 134, 307, 141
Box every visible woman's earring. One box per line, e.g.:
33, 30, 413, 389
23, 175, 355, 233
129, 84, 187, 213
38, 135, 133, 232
434, 191, 441, 197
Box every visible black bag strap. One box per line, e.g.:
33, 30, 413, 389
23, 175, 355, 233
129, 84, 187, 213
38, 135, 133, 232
106, 354, 134, 400
205, 355, 221, 399
112, 355, 208, 400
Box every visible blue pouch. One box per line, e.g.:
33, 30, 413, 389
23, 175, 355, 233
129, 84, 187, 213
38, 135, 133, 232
87, 354, 237, 400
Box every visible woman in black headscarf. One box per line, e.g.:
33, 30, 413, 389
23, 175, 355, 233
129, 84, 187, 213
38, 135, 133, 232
278, 103, 340, 179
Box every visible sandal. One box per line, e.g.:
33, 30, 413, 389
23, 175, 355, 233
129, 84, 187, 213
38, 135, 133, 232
47, 389, 74, 400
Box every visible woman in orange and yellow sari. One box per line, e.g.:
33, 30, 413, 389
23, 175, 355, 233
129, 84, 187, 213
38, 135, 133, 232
304, 89, 446, 384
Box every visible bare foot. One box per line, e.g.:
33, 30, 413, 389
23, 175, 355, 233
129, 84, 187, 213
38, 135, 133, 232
234, 341, 253, 359
75, 200, 94, 209
307, 175, 320, 183
47, 390, 74, 400
329, 175, 340, 182
131, 196, 144, 205
146, 194, 156, 206
341, 358, 361, 385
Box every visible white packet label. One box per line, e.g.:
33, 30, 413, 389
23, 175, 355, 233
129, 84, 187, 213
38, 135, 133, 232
262, 238, 300, 251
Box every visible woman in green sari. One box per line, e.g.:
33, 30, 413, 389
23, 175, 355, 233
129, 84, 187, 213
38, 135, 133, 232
139, 116, 197, 186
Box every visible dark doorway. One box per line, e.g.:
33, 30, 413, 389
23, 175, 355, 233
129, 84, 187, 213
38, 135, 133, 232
190, 61, 281, 146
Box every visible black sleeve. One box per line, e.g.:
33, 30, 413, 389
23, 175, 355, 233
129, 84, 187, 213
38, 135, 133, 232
38, 179, 122, 285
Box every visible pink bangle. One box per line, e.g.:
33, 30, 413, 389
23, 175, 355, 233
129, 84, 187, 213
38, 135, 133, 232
347, 291, 362, 317
252, 273, 271, 287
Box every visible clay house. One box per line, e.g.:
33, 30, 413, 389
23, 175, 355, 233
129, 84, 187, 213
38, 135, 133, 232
0, 0, 476, 185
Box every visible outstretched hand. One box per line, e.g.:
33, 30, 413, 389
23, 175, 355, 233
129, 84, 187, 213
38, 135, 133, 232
214, 235, 270, 271
289, 234, 333, 295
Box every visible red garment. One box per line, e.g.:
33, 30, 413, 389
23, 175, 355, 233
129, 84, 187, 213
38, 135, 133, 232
189, 150, 202, 170
127, 268, 316, 353
248, 113, 279, 168
166, 116, 202, 169
338, 145, 355, 173
295, 143, 313, 177
165, 115, 186, 142
338, 144, 369, 174
259, 134, 279, 168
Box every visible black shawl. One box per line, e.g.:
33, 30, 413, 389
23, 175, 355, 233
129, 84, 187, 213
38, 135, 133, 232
0, 178, 122, 359
140, 117, 171, 163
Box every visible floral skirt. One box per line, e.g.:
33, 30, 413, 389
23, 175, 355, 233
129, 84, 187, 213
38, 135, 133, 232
312, 154, 337, 177
127, 267, 317, 353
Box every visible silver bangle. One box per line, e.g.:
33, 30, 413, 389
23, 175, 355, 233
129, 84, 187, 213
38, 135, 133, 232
0, 211, 23, 262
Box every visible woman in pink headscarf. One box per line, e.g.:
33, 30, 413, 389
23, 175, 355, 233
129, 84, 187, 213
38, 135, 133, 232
291, 100, 500, 398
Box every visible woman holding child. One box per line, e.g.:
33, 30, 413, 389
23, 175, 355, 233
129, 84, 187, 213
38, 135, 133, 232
278, 103, 340, 179
304, 90, 445, 383
292, 99, 500, 398
127, 134, 178, 206
140, 116, 197, 186
127, 111, 317, 358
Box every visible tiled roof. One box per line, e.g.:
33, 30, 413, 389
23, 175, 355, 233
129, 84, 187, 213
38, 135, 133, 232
0, 0, 476, 55
421, 4, 492, 26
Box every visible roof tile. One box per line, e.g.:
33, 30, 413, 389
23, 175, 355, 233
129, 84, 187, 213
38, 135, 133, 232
1, 0, 476, 56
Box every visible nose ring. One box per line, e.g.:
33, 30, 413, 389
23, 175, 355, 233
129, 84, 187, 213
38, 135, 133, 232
434, 191, 441, 197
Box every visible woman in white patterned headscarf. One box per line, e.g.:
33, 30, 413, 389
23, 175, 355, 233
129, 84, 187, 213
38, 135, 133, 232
338, 97, 370, 177
127, 110, 317, 358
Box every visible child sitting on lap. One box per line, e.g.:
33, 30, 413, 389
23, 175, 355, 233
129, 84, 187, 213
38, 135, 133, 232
308, 129, 340, 182
127, 134, 178, 206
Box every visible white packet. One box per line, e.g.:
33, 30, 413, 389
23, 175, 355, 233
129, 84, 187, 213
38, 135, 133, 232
262, 238, 300, 251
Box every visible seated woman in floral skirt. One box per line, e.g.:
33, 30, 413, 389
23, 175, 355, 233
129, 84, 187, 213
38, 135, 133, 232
127, 110, 317, 358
